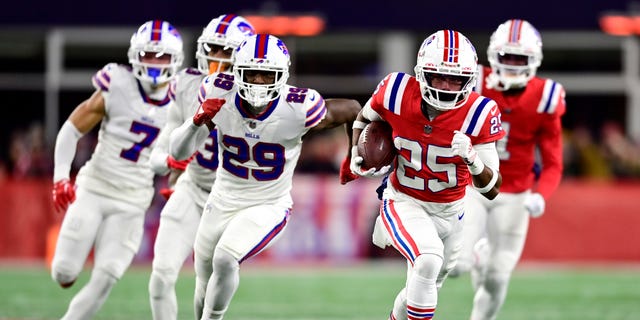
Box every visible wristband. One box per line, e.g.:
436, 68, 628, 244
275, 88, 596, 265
467, 158, 485, 175
352, 120, 367, 130
473, 166, 498, 194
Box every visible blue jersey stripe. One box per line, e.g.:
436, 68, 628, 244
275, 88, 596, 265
543, 81, 557, 113
465, 97, 490, 135
388, 74, 404, 113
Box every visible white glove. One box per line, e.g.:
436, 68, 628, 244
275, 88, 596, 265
524, 192, 545, 218
451, 130, 477, 165
349, 146, 391, 178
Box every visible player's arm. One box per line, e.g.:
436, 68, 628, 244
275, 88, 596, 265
306, 98, 362, 184
348, 99, 389, 178
169, 98, 224, 161
535, 114, 564, 199
472, 142, 502, 199
308, 98, 361, 132
52, 89, 106, 212
451, 131, 502, 200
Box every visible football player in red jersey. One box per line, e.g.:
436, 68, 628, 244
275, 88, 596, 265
450, 19, 566, 320
344, 30, 505, 320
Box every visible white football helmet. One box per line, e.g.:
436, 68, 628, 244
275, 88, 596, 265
233, 34, 291, 109
486, 19, 543, 91
196, 14, 256, 74
128, 20, 184, 85
414, 30, 478, 111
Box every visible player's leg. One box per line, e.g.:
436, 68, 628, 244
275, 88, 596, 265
450, 188, 489, 277
61, 198, 144, 320
193, 194, 233, 320
471, 192, 529, 320
150, 182, 204, 320
380, 195, 444, 320
200, 203, 291, 320
51, 188, 102, 288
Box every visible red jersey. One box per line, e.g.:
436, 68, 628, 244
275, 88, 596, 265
476, 65, 565, 199
370, 72, 505, 203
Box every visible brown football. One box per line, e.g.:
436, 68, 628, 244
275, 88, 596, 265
357, 121, 396, 170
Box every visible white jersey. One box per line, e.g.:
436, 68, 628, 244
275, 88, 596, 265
198, 73, 327, 207
153, 67, 218, 191
77, 63, 171, 206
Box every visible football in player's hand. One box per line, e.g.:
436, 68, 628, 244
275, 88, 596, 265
357, 121, 396, 170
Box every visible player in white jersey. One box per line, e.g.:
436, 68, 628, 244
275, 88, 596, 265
169, 34, 361, 320
147, 14, 255, 320
50, 20, 183, 319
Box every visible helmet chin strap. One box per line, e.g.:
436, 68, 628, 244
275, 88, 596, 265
208, 61, 231, 74
139, 79, 170, 98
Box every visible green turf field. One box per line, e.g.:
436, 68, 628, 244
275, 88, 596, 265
0, 261, 638, 319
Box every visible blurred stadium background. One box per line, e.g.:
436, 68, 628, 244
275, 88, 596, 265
1, 0, 640, 319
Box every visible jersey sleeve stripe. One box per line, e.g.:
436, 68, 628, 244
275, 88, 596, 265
461, 97, 492, 136
385, 73, 409, 115
537, 80, 560, 114
305, 99, 327, 127
197, 84, 207, 105
91, 70, 110, 92
168, 81, 176, 101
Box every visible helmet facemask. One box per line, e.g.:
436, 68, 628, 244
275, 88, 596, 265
128, 20, 184, 86
235, 67, 289, 111
486, 19, 543, 91
196, 42, 235, 74
414, 30, 479, 111
233, 34, 291, 112
196, 14, 256, 75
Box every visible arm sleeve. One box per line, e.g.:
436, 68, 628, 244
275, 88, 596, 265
535, 115, 564, 199
149, 103, 184, 175
361, 98, 383, 121
53, 120, 84, 182
169, 119, 210, 161
475, 142, 500, 172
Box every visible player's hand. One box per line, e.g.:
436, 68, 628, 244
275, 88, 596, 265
167, 155, 191, 171
339, 154, 359, 185
349, 146, 391, 178
52, 179, 76, 213
524, 192, 545, 218
159, 188, 174, 200
193, 98, 225, 126
451, 130, 477, 165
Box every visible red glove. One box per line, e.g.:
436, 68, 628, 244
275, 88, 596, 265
52, 179, 76, 213
167, 155, 191, 171
159, 188, 174, 200
339, 155, 359, 185
193, 98, 225, 126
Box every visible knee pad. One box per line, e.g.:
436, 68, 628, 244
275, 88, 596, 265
149, 267, 177, 299
484, 270, 510, 294
412, 253, 443, 280
212, 249, 239, 277
51, 261, 79, 288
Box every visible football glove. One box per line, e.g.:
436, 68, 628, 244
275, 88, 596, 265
167, 155, 191, 171
451, 130, 477, 165
193, 98, 225, 126
339, 154, 359, 185
52, 179, 76, 213
349, 146, 390, 178
524, 192, 546, 218
159, 188, 174, 200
